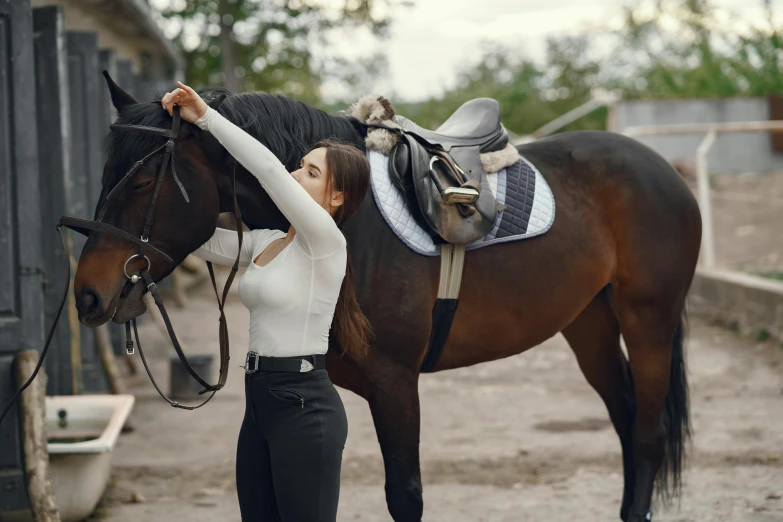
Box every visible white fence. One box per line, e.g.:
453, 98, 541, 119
624, 121, 783, 269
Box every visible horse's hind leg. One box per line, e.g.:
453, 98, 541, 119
366, 358, 423, 522
562, 287, 636, 521
614, 289, 688, 522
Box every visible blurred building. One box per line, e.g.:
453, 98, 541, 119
32, 0, 183, 89
614, 97, 783, 175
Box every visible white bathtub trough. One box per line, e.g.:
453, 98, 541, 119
46, 394, 134, 522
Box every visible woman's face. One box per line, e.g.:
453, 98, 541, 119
291, 147, 344, 215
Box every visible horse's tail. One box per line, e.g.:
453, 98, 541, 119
656, 312, 691, 501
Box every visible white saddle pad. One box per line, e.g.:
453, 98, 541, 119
367, 149, 555, 256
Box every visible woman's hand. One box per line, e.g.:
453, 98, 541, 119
161, 81, 208, 123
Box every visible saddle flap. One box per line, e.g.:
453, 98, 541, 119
391, 134, 497, 245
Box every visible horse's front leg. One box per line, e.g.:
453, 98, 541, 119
367, 360, 423, 522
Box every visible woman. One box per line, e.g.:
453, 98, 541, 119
160, 82, 372, 522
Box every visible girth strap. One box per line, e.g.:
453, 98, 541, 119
420, 244, 465, 373
437, 244, 465, 299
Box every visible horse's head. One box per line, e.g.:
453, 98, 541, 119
73, 73, 231, 327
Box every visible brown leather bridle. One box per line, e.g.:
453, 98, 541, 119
0, 105, 242, 423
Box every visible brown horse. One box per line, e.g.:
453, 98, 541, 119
73, 77, 701, 522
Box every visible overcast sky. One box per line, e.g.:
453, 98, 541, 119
152, 0, 782, 102
321, 0, 781, 101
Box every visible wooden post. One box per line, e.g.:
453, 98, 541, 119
0, 0, 47, 512
33, 5, 76, 397
171, 269, 187, 308
123, 352, 139, 376
696, 130, 717, 268
621, 120, 783, 269
15, 351, 61, 522
67, 30, 109, 394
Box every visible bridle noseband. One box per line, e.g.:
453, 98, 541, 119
0, 105, 244, 423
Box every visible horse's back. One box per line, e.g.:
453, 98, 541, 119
518, 130, 695, 200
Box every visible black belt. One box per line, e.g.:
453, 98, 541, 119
243, 352, 326, 374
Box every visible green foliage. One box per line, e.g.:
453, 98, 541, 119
157, 0, 783, 137
159, 0, 397, 105
392, 39, 606, 136
604, 0, 783, 99
394, 47, 549, 133
397, 0, 783, 136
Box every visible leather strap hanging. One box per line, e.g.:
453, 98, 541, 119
124, 160, 244, 407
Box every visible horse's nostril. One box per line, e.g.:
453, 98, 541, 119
82, 291, 96, 310
76, 287, 104, 319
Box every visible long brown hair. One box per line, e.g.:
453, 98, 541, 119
309, 139, 373, 360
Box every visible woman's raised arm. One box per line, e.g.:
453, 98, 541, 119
161, 83, 345, 259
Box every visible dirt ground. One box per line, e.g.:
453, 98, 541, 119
705, 170, 783, 274
93, 262, 783, 522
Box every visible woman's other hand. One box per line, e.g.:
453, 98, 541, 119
161, 81, 208, 123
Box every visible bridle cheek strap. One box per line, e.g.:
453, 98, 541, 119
42, 106, 239, 411
121, 159, 243, 408
0, 105, 244, 419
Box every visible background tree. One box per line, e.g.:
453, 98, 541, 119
156, 0, 783, 135
394, 39, 604, 137
402, 0, 783, 136
158, 0, 401, 104
605, 0, 783, 99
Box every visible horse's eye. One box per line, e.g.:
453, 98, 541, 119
132, 180, 155, 192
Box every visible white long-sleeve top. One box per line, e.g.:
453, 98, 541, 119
190, 107, 347, 357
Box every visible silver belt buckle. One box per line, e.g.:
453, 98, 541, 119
243, 352, 260, 374
299, 359, 314, 372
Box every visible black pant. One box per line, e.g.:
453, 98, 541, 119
237, 367, 348, 521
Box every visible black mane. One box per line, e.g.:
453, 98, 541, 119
103, 90, 364, 190
217, 92, 364, 171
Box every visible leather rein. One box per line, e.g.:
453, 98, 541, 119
0, 105, 242, 425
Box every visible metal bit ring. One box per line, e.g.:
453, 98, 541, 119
123, 254, 151, 284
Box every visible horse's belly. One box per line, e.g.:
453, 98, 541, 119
432, 231, 613, 371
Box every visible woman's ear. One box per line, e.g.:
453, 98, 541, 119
331, 191, 345, 208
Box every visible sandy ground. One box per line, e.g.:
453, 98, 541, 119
707, 171, 783, 274
92, 268, 783, 522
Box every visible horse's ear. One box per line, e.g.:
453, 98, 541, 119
102, 70, 137, 110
